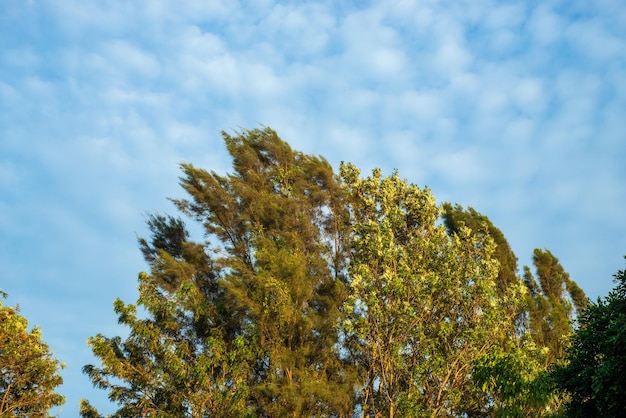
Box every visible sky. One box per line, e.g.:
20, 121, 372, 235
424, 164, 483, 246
1, 0, 625, 415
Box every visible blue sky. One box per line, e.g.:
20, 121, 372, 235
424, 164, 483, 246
1, 0, 625, 415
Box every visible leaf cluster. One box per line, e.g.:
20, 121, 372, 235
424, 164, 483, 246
552, 258, 626, 417
0, 293, 65, 417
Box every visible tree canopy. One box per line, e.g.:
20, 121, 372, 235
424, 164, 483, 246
523, 249, 588, 365
340, 164, 526, 416
81, 127, 591, 417
552, 257, 626, 417
81, 128, 354, 417
0, 291, 65, 417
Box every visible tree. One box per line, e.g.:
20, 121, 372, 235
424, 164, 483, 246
0, 291, 65, 417
440, 205, 569, 416
175, 128, 355, 416
81, 277, 255, 417
340, 164, 524, 417
443, 203, 587, 417
442, 206, 588, 350
523, 249, 587, 365
82, 128, 355, 417
442, 204, 519, 298
552, 257, 626, 417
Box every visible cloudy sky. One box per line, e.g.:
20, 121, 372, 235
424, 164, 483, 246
1, 0, 625, 415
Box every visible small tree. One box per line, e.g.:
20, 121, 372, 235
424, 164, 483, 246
441, 206, 587, 415
553, 257, 626, 417
0, 291, 65, 417
340, 164, 523, 417
80, 216, 255, 417
81, 128, 355, 417
523, 249, 587, 365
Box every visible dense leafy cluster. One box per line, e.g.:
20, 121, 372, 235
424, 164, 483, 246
341, 165, 518, 416
80, 128, 592, 417
0, 291, 65, 417
552, 259, 626, 417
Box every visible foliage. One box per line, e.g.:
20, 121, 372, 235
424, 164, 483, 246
81, 127, 591, 417
552, 258, 626, 417
439, 204, 587, 416
442, 203, 519, 297
523, 249, 588, 365
175, 128, 355, 416
340, 164, 524, 417
0, 291, 65, 417
473, 338, 557, 417
82, 128, 354, 417
80, 271, 255, 417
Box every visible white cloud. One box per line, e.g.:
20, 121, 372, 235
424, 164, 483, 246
47, 0, 135, 35
338, 8, 409, 81
511, 77, 546, 116
264, 3, 336, 57
1, 47, 40, 69
102, 87, 170, 107
528, 5, 564, 45
101, 40, 161, 79
383, 88, 446, 128
434, 36, 472, 77
325, 123, 375, 164
430, 148, 487, 185
0, 161, 20, 189
502, 117, 536, 145
565, 18, 625, 62
482, 2, 527, 30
